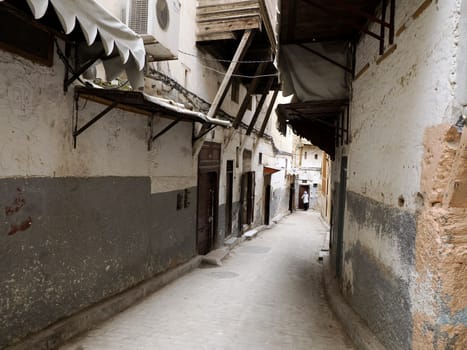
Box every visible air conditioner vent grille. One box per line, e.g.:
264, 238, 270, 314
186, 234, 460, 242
128, 0, 148, 34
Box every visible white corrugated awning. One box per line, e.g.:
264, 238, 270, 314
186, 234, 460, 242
0, 0, 145, 71
143, 93, 231, 127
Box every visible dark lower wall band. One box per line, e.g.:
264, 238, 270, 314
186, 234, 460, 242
0, 177, 197, 348
344, 191, 416, 350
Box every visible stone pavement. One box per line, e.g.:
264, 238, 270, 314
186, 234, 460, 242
61, 211, 354, 350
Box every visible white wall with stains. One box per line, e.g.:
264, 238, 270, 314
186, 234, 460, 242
350, 0, 460, 210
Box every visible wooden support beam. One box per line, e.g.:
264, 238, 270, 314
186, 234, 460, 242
207, 29, 254, 120
259, 88, 279, 137
232, 61, 268, 129
193, 29, 255, 155
197, 17, 261, 36
380, 0, 387, 55
246, 77, 274, 135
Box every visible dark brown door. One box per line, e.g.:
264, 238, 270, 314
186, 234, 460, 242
197, 171, 218, 255
241, 171, 255, 226
225, 160, 234, 237
264, 175, 271, 225
197, 142, 221, 255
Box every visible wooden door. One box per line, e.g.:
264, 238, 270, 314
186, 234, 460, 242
197, 142, 221, 255
240, 171, 255, 227
264, 176, 271, 225
197, 171, 218, 255
225, 160, 234, 237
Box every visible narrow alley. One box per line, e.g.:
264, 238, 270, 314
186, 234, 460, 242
2, 1, 466, 349
61, 212, 353, 350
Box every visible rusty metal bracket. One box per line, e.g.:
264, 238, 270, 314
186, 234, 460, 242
72, 92, 118, 148
193, 124, 217, 143
57, 41, 105, 93
148, 115, 183, 151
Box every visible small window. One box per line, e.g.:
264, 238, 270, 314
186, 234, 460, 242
258, 152, 263, 164
236, 147, 240, 168
231, 78, 239, 103
314, 154, 318, 160
304, 152, 307, 160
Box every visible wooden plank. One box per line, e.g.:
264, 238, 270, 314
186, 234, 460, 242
197, 10, 260, 23
259, 88, 279, 137
207, 29, 255, 120
197, 17, 261, 35
258, 0, 277, 50
197, 32, 237, 42
194, 29, 255, 155
198, 0, 257, 8
246, 77, 273, 135
197, 1, 259, 14
232, 62, 268, 129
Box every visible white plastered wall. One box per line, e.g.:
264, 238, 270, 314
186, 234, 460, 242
93, 1, 294, 219
350, 0, 460, 211
0, 48, 197, 194
341, 0, 461, 299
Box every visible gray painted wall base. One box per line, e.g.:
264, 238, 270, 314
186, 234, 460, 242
322, 257, 385, 350
0, 177, 197, 348
6, 256, 202, 350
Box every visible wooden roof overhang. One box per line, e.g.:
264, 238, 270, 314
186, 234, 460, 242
281, 0, 393, 52
195, 0, 278, 94
278, 0, 395, 156
276, 100, 349, 160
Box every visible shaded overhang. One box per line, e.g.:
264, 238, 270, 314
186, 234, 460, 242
277, 0, 395, 156
0, 0, 146, 89
195, 0, 279, 95
276, 100, 349, 160
75, 86, 231, 127
263, 166, 281, 175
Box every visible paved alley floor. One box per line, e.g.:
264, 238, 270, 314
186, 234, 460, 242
61, 211, 353, 350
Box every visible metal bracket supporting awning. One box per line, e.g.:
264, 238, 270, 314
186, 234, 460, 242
72, 86, 230, 151
72, 92, 117, 148
147, 114, 183, 151
193, 124, 218, 143
59, 42, 106, 93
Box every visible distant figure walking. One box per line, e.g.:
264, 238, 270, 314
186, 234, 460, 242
301, 191, 309, 211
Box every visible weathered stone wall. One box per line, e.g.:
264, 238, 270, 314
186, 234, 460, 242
413, 125, 467, 349
338, 0, 466, 349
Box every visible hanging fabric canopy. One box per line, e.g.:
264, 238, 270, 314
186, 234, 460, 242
0, 0, 145, 70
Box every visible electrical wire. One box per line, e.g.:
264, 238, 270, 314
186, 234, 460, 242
178, 49, 273, 64
198, 62, 278, 78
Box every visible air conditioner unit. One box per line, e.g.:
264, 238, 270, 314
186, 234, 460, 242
126, 0, 180, 61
